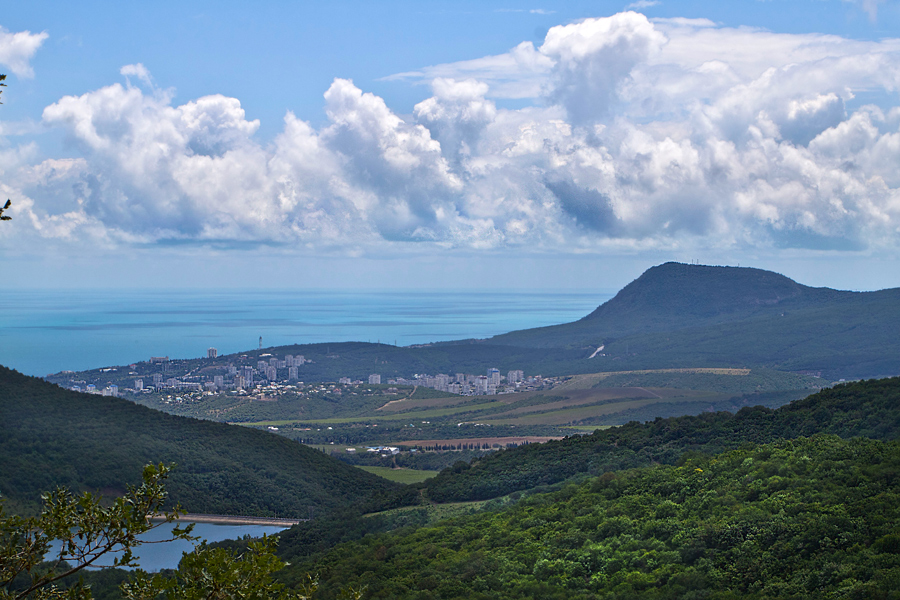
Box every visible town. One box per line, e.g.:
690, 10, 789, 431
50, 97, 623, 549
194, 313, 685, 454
63, 347, 558, 399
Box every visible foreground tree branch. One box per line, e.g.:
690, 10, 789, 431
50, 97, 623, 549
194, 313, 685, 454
0, 463, 193, 600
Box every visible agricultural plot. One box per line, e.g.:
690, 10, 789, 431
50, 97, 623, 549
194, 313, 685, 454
355, 466, 439, 484
396, 436, 562, 448
234, 369, 818, 454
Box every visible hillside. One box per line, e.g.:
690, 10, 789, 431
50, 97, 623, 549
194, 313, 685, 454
44, 263, 900, 386
0, 365, 398, 516
286, 435, 900, 599
419, 376, 900, 502
485, 262, 900, 379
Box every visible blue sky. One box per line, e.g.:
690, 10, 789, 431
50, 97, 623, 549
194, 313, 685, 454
2, 0, 900, 291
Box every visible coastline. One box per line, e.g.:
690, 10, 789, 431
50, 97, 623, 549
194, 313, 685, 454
150, 513, 303, 527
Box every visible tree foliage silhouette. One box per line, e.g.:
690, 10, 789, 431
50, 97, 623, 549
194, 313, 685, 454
1, 74, 9, 221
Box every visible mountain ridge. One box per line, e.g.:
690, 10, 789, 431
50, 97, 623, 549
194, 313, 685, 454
477, 262, 900, 378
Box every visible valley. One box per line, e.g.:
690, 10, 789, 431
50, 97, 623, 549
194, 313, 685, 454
5, 262, 900, 599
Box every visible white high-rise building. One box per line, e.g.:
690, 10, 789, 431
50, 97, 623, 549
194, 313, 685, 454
152, 373, 163, 386
488, 368, 501, 386
435, 374, 450, 392
288, 366, 298, 380
214, 375, 224, 388
207, 348, 218, 359
368, 374, 381, 385
134, 379, 143, 391
507, 370, 524, 384
266, 366, 277, 381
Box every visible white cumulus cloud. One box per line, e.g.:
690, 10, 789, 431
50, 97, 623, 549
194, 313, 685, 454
0, 26, 47, 78
6, 12, 900, 258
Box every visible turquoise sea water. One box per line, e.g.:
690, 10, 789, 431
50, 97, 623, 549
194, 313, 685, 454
0, 289, 611, 376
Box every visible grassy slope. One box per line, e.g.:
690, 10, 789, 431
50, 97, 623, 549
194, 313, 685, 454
0, 365, 398, 516
356, 466, 439, 484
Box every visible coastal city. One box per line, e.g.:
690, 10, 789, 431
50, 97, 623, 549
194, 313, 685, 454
62, 347, 558, 399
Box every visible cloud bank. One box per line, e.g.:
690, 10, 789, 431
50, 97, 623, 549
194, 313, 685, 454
6, 13, 900, 256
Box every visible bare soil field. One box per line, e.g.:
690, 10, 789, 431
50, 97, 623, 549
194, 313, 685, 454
398, 436, 563, 448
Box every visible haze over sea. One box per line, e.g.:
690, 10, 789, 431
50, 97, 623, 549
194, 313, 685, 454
0, 289, 611, 377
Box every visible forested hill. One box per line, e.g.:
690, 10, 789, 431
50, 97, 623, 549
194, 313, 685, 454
483, 262, 900, 379
0, 365, 398, 516
290, 435, 900, 599
420, 376, 900, 503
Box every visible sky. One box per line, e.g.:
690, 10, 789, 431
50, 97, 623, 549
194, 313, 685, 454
2, 0, 900, 292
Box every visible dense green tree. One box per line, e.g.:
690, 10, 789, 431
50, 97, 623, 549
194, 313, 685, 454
283, 435, 900, 599
121, 538, 320, 600
1, 464, 191, 600
0, 466, 363, 600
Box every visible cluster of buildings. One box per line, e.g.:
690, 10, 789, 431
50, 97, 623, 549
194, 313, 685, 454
68, 347, 555, 400
70, 383, 120, 397
358, 445, 401, 455
367, 368, 548, 396
132, 350, 310, 394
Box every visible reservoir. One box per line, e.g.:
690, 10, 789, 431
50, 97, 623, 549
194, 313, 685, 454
48, 521, 291, 572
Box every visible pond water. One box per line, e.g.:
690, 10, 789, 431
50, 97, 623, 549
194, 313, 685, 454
47, 521, 289, 572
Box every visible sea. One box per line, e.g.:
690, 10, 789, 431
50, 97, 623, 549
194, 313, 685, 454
0, 289, 612, 376
13, 288, 610, 570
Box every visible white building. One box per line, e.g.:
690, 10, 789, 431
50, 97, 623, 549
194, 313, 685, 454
488, 368, 501, 386
134, 378, 143, 391
435, 374, 450, 391
207, 348, 218, 359
369, 374, 381, 385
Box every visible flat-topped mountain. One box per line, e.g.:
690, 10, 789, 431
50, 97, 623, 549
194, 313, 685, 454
43, 262, 900, 389
582, 262, 840, 326
483, 262, 900, 379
